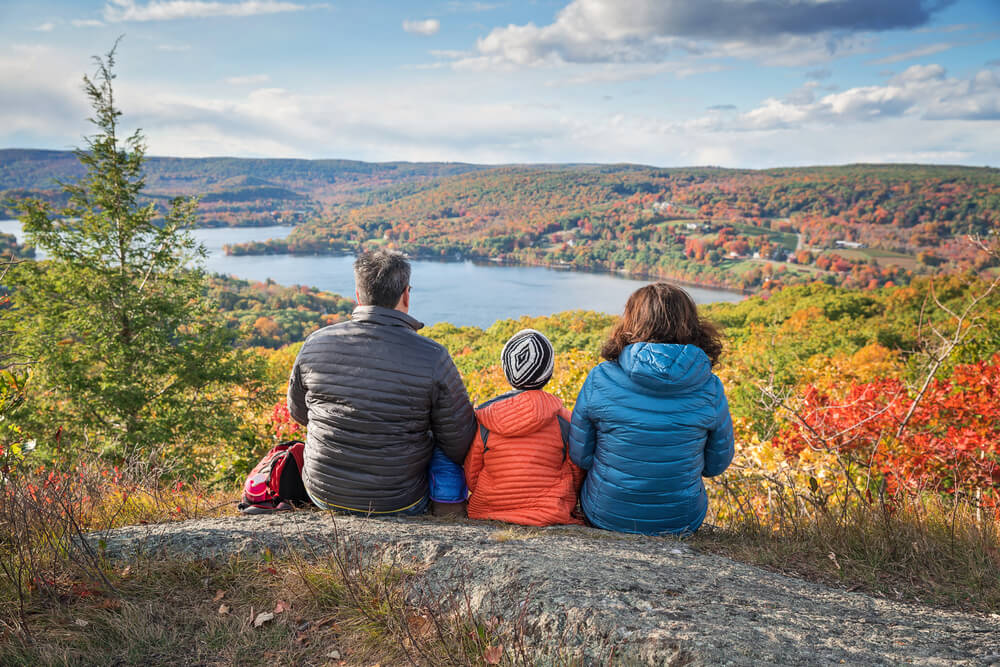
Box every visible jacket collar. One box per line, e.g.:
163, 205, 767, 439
351, 305, 424, 331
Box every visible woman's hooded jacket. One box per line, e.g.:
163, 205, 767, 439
569, 342, 734, 535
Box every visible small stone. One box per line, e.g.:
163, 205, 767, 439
326, 649, 342, 659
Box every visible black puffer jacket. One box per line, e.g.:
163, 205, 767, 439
287, 306, 476, 513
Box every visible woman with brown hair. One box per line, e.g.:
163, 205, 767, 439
568, 282, 734, 534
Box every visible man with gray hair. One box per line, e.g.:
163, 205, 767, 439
287, 249, 476, 515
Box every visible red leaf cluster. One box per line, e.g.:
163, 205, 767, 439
776, 354, 1000, 508
269, 401, 305, 441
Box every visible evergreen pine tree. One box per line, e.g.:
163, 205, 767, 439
7, 44, 267, 473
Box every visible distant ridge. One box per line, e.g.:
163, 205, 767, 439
3, 149, 995, 197
0, 148, 489, 196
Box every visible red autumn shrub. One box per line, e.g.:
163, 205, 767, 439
269, 401, 305, 441
776, 354, 1000, 508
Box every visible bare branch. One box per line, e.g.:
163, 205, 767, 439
894, 271, 1000, 442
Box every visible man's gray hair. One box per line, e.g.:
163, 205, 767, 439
354, 249, 411, 308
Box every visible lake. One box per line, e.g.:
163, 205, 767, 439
1, 221, 744, 328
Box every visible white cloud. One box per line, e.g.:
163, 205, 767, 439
918, 23, 974, 34
429, 49, 468, 59
446, 2, 502, 12
724, 64, 1000, 131
871, 42, 956, 65
547, 61, 725, 86
120, 84, 573, 162
403, 19, 441, 36
225, 74, 271, 85
457, 0, 947, 69
156, 43, 192, 52
0, 45, 91, 140
103, 0, 312, 22
878, 149, 972, 162
71, 19, 105, 27
33, 22, 56, 32
1, 44, 996, 170
105, 62, 999, 167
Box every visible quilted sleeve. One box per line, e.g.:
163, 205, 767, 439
431, 352, 477, 465
286, 352, 309, 426
704, 377, 735, 477
464, 425, 485, 494
569, 373, 598, 471
560, 407, 586, 489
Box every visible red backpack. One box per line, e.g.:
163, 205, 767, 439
238, 440, 311, 514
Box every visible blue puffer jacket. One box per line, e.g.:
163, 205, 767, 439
569, 343, 734, 535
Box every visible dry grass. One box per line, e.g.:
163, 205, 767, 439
1, 557, 304, 667
0, 463, 583, 666
0, 536, 595, 666
490, 527, 543, 542
694, 488, 1000, 611
0, 457, 234, 640
0, 553, 472, 666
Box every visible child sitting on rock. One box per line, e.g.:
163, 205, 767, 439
464, 329, 584, 526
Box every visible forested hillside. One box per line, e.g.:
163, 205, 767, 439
206, 274, 354, 348
235, 163, 999, 292
0, 148, 486, 227
7, 150, 995, 293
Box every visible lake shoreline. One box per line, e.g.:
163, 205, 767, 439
224, 244, 751, 298
2, 220, 746, 328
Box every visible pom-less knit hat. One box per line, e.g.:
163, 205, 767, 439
501, 329, 554, 390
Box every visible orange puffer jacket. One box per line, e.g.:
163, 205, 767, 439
465, 390, 584, 526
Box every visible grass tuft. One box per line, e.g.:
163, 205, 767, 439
696, 486, 1000, 611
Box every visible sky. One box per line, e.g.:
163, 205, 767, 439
1, 0, 999, 168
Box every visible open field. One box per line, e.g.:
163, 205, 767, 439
824, 248, 920, 271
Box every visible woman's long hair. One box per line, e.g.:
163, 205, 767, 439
600, 282, 723, 366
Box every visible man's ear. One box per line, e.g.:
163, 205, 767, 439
400, 286, 410, 310
355, 289, 361, 304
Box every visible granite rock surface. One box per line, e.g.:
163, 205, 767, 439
94, 512, 1000, 666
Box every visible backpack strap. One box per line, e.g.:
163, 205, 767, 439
556, 415, 571, 462
285, 440, 305, 470
479, 423, 490, 452
476, 390, 522, 411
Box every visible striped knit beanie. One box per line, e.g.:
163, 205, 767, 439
501, 329, 554, 390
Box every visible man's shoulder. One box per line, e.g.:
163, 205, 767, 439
301, 319, 356, 345
408, 330, 453, 360
300, 319, 451, 360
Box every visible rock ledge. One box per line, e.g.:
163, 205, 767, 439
97, 512, 1000, 666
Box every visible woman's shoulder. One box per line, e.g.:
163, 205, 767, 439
584, 359, 622, 383
707, 371, 728, 401
579, 360, 634, 399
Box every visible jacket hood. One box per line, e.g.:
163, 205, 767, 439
617, 343, 712, 393
476, 390, 563, 437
